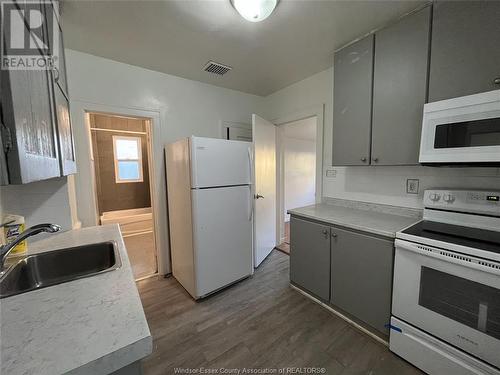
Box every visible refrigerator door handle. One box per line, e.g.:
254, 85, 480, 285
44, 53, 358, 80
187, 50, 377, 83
247, 146, 254, 221
247, 146, 253, 184
248, 185, 253, 221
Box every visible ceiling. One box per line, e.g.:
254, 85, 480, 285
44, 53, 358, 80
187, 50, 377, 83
61, 0, 426, 96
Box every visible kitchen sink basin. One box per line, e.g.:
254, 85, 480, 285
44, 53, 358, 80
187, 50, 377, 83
0, 241, 121, 299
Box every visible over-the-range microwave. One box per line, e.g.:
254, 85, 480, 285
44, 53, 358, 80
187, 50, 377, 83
419, 89, 500, 166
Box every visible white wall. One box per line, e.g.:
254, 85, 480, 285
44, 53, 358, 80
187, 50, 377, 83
282, 118, 316, 221
265, 68, 500, 209
65, 50, 264, 274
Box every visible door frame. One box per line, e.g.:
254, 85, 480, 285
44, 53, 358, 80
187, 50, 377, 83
69, 100, 168, 275
272, 105, 324, 245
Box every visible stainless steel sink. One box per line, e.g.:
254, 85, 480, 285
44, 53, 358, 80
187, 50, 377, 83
0, 241, 121, 299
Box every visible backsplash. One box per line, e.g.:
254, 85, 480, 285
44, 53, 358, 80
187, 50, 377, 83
323, 165, 500, 209
0, 177, 73, 231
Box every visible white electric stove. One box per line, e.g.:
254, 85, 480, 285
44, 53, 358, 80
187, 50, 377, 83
390, 189, 500, 375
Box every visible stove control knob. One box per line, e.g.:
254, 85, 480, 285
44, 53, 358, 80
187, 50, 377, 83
443, 194, 455, 203
430, 193, 441, 202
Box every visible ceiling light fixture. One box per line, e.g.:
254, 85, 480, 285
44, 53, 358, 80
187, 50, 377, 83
231, 0, 279, 22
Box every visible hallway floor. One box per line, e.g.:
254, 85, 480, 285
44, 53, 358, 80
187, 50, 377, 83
137, 251, 421, 375
276, 221, 290, 254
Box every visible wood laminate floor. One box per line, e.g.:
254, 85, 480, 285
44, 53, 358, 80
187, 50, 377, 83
276, 222, 290, 254
137, 250, 422, 375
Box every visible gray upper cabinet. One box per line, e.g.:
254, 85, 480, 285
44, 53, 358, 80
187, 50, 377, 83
333, 35, 374, 166
371, 6, 431, 165
53, 85, 76, 175
1, 0, 75, 184
429, 1, 500, 102
45, 1, 69, 97
46, 2, 76, 175
330, 226, 394, 335
0, 121, 10, 185
1, 54, 61, 185
290, 217, 331, 301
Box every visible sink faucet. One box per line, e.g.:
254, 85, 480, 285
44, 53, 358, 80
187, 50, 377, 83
0, 223, 61, 275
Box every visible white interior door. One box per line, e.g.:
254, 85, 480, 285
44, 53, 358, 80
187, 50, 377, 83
252, 114, 277, 267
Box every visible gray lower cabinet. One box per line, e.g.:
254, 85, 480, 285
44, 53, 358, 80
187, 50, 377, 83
289, 217, 331, 301
330, 227, 394, 335
290, 215, 394, 336
429, 1, 500, 101
332, 35, 374, 166
371, 6, 431, 165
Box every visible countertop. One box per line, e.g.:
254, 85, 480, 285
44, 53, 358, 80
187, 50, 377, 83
1, 225, 152, 375
288, 199, 421, 238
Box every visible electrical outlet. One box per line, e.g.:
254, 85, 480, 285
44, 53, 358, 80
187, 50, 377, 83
326, 169, 337, 178
406, 179, 419, 194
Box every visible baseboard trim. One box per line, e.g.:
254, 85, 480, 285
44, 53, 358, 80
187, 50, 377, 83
290, 284, 389, 347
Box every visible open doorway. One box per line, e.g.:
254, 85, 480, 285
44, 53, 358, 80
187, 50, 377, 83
88, 112, 158, 279
276, 116, 317, 254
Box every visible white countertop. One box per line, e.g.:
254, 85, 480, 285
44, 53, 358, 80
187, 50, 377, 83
1, 225, 152, 375
288, 200, 421, 238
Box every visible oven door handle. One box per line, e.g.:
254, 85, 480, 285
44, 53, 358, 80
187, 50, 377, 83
395, 239, 500, 276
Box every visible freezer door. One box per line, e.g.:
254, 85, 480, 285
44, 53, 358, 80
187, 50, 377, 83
190, 136, 252, 188
191, 185, 253, 297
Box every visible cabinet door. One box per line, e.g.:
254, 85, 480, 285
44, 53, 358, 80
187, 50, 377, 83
2, 68, 60, 184
330, 227, 394, 335
333, 35, 374, 166
45, 1, 68, 96
429, 1, 500, 101
290, 217, 330, 300
0, 123, 9, 186
53, 85, 76, 175
371, 6, 431, 165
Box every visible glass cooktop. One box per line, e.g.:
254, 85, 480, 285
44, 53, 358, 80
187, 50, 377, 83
401, 220, 500, 254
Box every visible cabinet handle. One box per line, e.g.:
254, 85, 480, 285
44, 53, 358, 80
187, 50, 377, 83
494, 77, 500, 85
372, 157, 379, 162
53, 67, 60, 81
360, 157, 367, 162
322, 229, 328, 238
331, 233, 337, 238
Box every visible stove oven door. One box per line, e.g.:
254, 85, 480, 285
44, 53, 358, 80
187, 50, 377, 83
392, 239, 500, 369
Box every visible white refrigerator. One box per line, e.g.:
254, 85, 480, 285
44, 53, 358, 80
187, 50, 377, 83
165, 136, 253, 299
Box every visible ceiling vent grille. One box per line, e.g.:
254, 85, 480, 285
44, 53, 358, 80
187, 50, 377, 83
203, 61, 232, 76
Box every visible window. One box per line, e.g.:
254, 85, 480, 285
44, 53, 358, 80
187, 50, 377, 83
113, 136, 143, 183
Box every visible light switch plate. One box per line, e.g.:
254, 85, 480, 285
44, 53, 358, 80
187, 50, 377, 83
326, 169, 337, 178
406, 179, 419, 194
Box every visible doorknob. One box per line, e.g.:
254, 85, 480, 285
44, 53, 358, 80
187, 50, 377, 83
494, 77, 500, 85
254, 194, 264, 199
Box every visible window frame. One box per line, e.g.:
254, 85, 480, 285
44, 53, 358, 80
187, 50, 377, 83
112, 135, 144, 183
